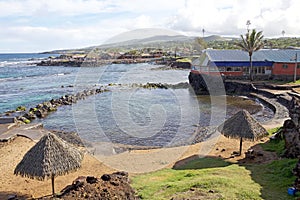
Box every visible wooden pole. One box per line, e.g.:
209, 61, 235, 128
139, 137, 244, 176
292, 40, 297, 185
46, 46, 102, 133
51, 175, 55, 196
294, 53, 298, 83
239, 137, 243, 156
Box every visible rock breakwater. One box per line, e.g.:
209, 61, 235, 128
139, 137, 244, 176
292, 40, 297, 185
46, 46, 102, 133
3, 87, 109, 124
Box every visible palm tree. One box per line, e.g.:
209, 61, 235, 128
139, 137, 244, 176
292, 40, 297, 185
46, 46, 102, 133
237, 29, 264, 81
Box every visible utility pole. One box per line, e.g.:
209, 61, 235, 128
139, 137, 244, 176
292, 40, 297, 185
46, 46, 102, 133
294, 53, 298, 83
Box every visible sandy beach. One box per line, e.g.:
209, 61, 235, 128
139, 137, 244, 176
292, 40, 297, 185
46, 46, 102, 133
0, 84, 288, 199
0, 136, 114, 198
0, 129, 274, 199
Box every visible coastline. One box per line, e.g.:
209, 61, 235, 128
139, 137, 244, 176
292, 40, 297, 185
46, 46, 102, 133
0, 126, 271, 198
0, 79, 294, 198
0, 127, 283, 199
0, 78, 286, 147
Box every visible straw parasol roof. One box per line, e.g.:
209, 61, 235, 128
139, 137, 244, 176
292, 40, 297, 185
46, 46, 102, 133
14, 132, 83, 180
218, 109, 268, 140
14, 132, 83, 196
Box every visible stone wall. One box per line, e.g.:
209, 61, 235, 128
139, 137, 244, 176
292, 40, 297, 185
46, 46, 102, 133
280, 96, 300, 169
287, 97, 300, 190
170, 61, 191, 69
188, 72, 255, 95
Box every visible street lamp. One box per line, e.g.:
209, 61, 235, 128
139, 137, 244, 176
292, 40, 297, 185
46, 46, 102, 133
246, 20, 251, 32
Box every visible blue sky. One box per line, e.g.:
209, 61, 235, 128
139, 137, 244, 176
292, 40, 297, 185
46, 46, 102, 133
0, 0, 299, 53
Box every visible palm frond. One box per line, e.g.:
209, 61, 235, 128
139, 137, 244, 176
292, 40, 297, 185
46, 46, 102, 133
236, 29, 264, 81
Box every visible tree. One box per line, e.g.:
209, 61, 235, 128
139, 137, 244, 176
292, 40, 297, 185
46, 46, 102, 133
282, 30, 286, 37
236, 29, 264, 81
202, 28, 205, 38
196, 37, 208, 50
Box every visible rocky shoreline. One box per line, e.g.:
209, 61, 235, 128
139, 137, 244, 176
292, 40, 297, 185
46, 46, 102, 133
0, 78, 291, 153
1, 82, 190, 122
0, 81, 195, 153
35, 54, 192, 69
1, 86, 109, 125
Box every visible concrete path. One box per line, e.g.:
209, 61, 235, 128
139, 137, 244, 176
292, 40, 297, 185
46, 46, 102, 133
0, 123, 15, 135
257, 88, 291, 95
250, 87, 293, 130
0, 123, 46, 142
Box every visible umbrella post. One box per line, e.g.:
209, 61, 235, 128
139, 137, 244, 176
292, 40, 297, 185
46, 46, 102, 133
51, 175, 55, 197
239, 137, 243, 156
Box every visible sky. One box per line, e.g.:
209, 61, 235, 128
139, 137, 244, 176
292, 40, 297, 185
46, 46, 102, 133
0, 0, 299, 53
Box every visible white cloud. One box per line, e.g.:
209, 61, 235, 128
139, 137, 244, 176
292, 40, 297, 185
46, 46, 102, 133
0, 0, 299, 52
0, 0, 184, 17
168, 0, 300, 37
0, 0, 113, 17
0, 25, 118, 52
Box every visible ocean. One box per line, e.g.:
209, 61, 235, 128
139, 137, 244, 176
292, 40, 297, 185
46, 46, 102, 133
0, 53, 273, 147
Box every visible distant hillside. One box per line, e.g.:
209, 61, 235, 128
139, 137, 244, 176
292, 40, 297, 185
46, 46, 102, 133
41, 34, 230, 54
203, 35, 225, 41
42, 33, 300, 55
104, 35, 193, 46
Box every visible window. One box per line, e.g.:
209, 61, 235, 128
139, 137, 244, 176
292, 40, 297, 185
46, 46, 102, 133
209, 66, 219, 72
218, 67, 226, 72
226, 67, 232, 72
297, 64, 300, 69
282, 64, 288, 69
243, 67, 249, 73
234, 67, 241, 71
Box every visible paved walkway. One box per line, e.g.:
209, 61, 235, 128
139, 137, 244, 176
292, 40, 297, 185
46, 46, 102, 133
250, 86, 296, 130
0, 123, 46, 142
250, 92, 290, 129
258, 88, 291, 95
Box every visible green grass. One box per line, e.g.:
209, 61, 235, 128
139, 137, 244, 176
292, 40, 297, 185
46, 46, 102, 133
174, 157, 231, 170
131, 127, 296, 199
176, 58, 192, 63
286, 79, 300, 85
246, 158, 298, 200
131, 157, 298, 200
265, 79, 300, 85
260, 127, 285, 156
260, 139, 285, 156
267, 127, 281, 136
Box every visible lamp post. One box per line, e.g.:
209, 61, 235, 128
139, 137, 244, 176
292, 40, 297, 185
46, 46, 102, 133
293, 53, 298, 83
246, 20, 251, 32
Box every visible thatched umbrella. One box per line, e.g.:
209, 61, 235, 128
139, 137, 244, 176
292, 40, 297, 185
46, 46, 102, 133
218, 110, 268, 155
14, 132, 83, 196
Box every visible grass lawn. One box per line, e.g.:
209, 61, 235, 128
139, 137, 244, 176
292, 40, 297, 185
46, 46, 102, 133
131, 157, 297, 200
131, 128, 299, 200
260, 139, 285, 156
176, 58, 192, 63
265, 79, 300, 86
260, 127, 285, 156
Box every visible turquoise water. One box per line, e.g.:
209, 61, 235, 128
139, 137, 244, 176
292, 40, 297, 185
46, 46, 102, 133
0, 54, 273, 147
0, 53, 78, 113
